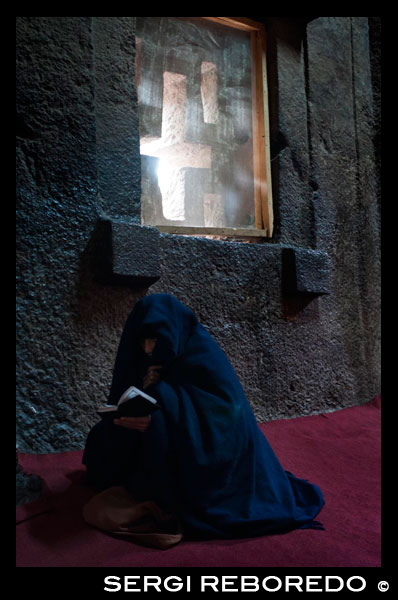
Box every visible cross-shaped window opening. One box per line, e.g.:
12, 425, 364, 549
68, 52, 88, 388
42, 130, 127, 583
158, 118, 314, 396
136, 17, 273, 239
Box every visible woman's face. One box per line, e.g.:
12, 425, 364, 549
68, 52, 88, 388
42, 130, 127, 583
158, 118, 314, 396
141, 337, 157, 357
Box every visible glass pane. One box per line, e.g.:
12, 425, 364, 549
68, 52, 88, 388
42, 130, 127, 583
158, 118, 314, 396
136, 17, 255, 229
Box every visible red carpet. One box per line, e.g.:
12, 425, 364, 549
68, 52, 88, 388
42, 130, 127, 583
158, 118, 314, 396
16, 397, 380, 568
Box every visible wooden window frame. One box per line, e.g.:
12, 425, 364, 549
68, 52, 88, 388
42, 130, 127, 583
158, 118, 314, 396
150, 17, 274, 240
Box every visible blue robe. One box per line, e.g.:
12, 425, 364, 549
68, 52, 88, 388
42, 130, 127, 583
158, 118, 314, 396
83, 293, 324, 539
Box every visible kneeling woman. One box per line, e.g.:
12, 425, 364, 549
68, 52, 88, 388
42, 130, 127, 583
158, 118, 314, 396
83, 293, 324, 545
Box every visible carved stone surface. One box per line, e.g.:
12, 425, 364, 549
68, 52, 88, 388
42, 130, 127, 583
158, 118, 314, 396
16, 17, 380, 463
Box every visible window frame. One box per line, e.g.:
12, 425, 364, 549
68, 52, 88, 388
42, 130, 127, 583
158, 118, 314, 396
140, 16, 274, 239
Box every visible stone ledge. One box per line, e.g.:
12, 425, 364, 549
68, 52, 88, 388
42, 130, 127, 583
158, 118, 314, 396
89, 217, 161, 287
282, 246, 330, 296
88, 218, 330, 297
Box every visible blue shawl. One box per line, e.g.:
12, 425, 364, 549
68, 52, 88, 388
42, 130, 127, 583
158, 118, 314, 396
83, 293, 324, 538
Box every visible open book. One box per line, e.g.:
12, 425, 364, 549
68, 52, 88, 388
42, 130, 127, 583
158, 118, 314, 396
97, 386, 159, 418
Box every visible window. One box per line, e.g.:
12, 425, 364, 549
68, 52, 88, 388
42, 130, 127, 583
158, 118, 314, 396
136, 17, 273, 239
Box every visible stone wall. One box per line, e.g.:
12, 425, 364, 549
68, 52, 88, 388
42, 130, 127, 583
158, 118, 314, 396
16, 17, 381, 454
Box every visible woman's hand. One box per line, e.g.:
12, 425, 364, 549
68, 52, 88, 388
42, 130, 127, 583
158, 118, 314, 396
113, 415, 151, 432
143, 365, 162, 389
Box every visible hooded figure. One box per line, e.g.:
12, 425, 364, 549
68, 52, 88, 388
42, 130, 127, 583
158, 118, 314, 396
82, 293, 324, 540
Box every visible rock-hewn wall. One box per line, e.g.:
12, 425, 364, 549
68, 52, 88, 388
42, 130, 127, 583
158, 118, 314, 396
16, 17, 381, 454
